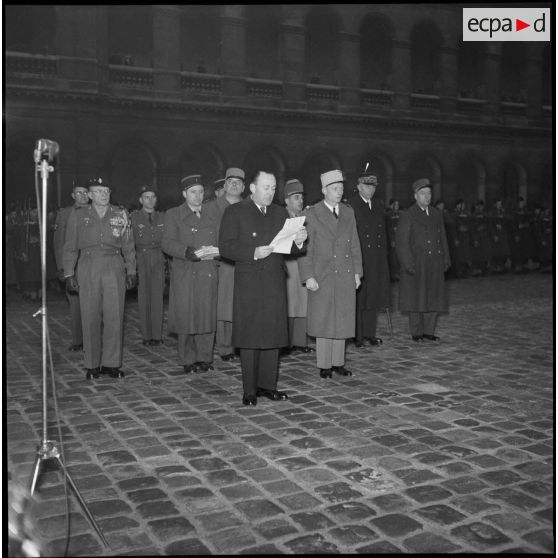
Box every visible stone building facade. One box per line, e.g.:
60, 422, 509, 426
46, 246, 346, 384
5, 4, 553, 210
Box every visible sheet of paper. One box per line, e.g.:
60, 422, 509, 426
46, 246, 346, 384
270, 216, 306, 254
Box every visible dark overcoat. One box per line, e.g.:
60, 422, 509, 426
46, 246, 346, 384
298, 201, 363, 339
162, 202, 219, 335
395, 204, 450, 312
347, 195, 391, 310
218, 198, 301, 348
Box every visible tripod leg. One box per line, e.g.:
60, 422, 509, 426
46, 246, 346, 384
54, 456, 109, 548
29, 456, 43, 496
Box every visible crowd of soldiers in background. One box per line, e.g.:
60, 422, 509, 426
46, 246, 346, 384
4, 193, 553, 301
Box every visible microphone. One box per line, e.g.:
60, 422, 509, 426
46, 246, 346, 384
34, 139, 59, 163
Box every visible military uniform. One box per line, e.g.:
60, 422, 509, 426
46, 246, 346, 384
469, 206, 491, 275
385, 203, 401, 282
54, 204, 84, 349
131, 208, 165, 343
487, 204, 511, 272
63, 202, 136, 372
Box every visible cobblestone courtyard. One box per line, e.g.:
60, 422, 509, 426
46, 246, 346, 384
6, 273, 554, 555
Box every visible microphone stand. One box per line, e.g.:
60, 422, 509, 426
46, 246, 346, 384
28, 145, 109, 549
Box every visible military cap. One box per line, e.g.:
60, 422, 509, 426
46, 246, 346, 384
181, 174, 204, 190
284, 179, 304, 198
139, 185, 157, 196
320, 169, 344, 188
225, 167, 245, 181
214, 177, 226, 191
358, 173, 378, 186
412, 178, 431, 193
87, 177, 110, 190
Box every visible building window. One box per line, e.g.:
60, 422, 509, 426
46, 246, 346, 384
245, 6, 281, 80
359, 14, 393, 90
457, 41, 486, 99
500, 43, 528, 103
410, 21, 442, 95
180, 6, 221, 74
305, 7, 340, 86
108, 6, 153, 67
5, 5, 56, 55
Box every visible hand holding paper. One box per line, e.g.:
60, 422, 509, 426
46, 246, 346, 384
270, 217, 306, 254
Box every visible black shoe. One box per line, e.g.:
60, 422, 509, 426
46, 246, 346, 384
332, 365, 353, 377
242, 394, 257, 406
412, 335, 424, 342
102, 366, 124, 378
422, 334, 440, 341
198, 362, 214, 372
149, 339, 164, 346
85, 367, 100, 379
354, 340, 366, 348
292, 346, 315, 353
257, 388, 288, 401
319, 368, 333, 379
220, 353, 236, 361
142, 339, 151, 346
69, 344, 83, 352
368, 337, 383, 346
184, 364, 198, 374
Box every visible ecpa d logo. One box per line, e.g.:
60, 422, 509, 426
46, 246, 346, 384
463, 8, 550, 41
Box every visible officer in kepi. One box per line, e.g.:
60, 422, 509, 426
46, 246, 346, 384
63, 178, 137, 379
130, 185, 165, 346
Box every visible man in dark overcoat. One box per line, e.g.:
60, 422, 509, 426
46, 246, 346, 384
395, 178, 450, 342
298, 170, 363, 378
162, 175, 220, 373
347, 172, 391, 348
218, 170, 307, 406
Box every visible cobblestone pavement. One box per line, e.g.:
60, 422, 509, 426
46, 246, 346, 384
6, 273, 554, 555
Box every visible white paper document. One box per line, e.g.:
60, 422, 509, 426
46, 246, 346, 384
270, 216, 306, 254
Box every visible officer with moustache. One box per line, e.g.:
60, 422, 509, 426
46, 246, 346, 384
130, 185, 165, 346
63, 178, 136, 379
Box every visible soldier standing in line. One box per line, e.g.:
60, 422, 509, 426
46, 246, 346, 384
53, 184, 90, 351
395, 178, 450, 342
347, 172, 391, 349
385, 199, 401, 282
63, 178, 136, 380
487, 199, 511, 274
207, 167, 246, 362
130, 186, 165, 346
470, 200, 491, 276
510, 197, 531, 273
162, 175, 221, 374
283, 179, 313, 354
453, 199, 472, 277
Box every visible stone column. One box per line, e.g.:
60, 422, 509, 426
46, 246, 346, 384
391, 40, 411, 110
152, 5, 181, 95
482, 44, 500, 120
220, 7, 246, 99
338, 31, 360, 108
280, 23, 306, 105
440, 46, 457, 114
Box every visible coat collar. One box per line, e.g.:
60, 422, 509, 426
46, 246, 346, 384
314, 200, 349, 237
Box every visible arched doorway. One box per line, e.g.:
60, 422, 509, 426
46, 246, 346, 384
179, 143, 225, 203
454, 155, 486, 210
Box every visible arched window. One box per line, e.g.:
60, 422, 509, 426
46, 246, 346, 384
501, 161, 527, 205
179, 143, 224, 201
500, 43, 528, 103
541, 45, 552, 106
410, 21, 442, 94
245, 5, 281, 79
454, 156, 486, 208
108, 6, 153, 67
109, 142, 157, 209
305, 7, 340, 85
359, 15, 394, 90
298, 152, 342, 205
457, 41, 486, 98
180, 6, 221, 73
5, 5, 56, 54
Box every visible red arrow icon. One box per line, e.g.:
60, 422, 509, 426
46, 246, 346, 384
516, 18, 530, 31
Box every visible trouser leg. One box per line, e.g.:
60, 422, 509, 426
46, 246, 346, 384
289, 317, 307, 347
257, 349, 280, 390
195, 332, 215, 364
408, 312, 424, 337
151, 254, 165, 340
137, 256, 150, 340
77, 258, 102, 369
67, 291, 83, 346
422, 312, 438, 336
331, 339, 346, 367
316, 337, 333, 369
100, 258, 125, 368
178, 334, 197, 366
216, 320, 233, 355
240, 348, 258, 396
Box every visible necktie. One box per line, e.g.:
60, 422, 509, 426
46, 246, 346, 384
368, 201, 372, 211
260, 206, 266, 216
195, 210, 201, 219
333, 206, 338, 219
148, 213, 153, 223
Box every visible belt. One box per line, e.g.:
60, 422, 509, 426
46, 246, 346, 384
138, 246, 162, 252
80, 248, 120, 257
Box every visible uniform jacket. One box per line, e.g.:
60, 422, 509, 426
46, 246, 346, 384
347, 195, 391, 310
218, 197, 302, 348
131, 209, 165, 250
206, 195, 235, 322
53, 204, 85, 271
62, 204, 136, 278
162, 202, 219, 335
395, 204, 450, 312
298, 200, 363, 338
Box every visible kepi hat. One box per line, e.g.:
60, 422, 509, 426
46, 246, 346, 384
87, 177, 110, 190
225, 167, 245, 181
320, 169, 344, 188
412, 178, 431, 193
139, 185, 157, 196
284, 179, 304, 198
181, 174, 204, 190
214, 177, 226, 191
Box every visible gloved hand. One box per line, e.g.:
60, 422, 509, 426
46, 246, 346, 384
65, 275, 79, 294
57, 268, 66, 282
126, 274, 137, 290
405, 268, 416, 276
